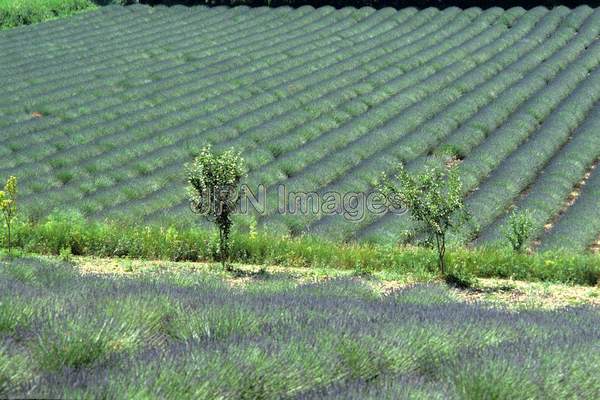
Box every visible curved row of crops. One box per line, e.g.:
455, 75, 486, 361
0, 4, 599, 250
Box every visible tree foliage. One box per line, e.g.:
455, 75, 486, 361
378, 160, 467, 275
0, 176, 17, 257
187, 146, 246, 270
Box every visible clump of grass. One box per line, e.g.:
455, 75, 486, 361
121, 258, 134, 272
393, 284, 454, 305
351, 261, 375, 278
444, 269, 478, 290
59, 245, 72, 263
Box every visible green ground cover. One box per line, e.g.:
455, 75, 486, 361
4, 211, 600, 285
3, 6, 600, 399
1, 256, 599, 398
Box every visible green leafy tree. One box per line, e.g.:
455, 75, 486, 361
378, 161, 467, 276
0, 176, 17, 257
503, 209, 534, 252
187, 146, 246, 270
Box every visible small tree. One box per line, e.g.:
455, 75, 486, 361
503, 209, 533, 252
187, 146, 246, 270
377, 161, 466, 276
0, 176, 17, 257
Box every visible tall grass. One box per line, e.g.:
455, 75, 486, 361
6, 210, 600, 285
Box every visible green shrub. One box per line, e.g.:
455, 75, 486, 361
444, 269, 478, 290
502, 209, 534, 252
0, 0, 96, 29
19, 210, 90, 255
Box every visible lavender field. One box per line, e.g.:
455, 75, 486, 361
1, 257, 598, 398
1, 5, 600, 250
2, 3, 600, 399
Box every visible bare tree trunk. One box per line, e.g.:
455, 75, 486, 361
218, 228, 222, 268
435, 233, 446, 276
218, 215, 232, 271
219, 228, 226, 270
5, 217, 11, 258
439, 233, 446, 275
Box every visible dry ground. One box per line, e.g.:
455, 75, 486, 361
63, 255, 600, 310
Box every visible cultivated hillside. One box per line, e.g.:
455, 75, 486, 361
1, 4, 599, 249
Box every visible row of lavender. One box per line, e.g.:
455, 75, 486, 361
0, 5, 598, 249
1, 257, 599, 397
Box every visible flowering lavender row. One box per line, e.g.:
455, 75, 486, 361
540, 163, 600, 251
1, 257, 598, 398
0, 5, 599, 249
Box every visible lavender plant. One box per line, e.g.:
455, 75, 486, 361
1, 257, 598, 399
